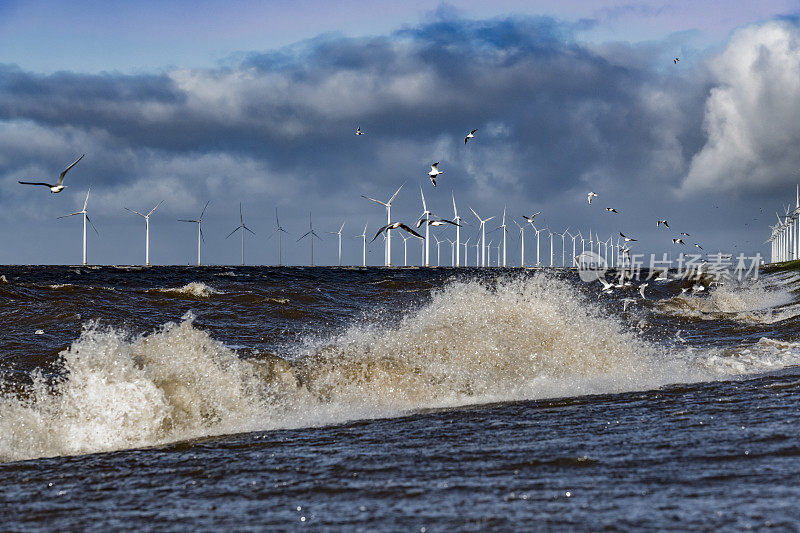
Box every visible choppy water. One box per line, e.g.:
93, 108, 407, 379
1, 266, 799, 529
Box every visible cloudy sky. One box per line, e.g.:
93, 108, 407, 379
1, 0, 799, 266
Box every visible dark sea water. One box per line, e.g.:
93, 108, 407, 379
1, 265, 799, 530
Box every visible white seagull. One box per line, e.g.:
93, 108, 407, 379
587, 192, 598, 205
372, 222, 424, 242
428, 162, 443, 187
639, 283, 648, 299
19, 154, 85, 193
606, 207, 618, 213
522, 212, 541, 223
355, 126, 365, 135
673, 238, 685, 245
657, 220, 669, 228
680, 232, 690, 236
694, 243, 704, 250
464, 129, 477, 144
619, 232, 637, 242
428, 218, 461, 227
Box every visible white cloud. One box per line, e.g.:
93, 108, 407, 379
682, 20, 800, 194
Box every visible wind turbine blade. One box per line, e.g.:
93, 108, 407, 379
239, 203, 243, 225
147, 200, 164, 217
226, 226, 241, 239
339, 221, 346, 233
199, 226, 206, 243
83, 187, 91, 211
125, 207, 146, 218
86, 215, 99, 235
419, 186, 427, 211
58, 212, 82, 219
388, 181, 405, 204
469, 206, 480, 221
297, 231, 311, 242
452, 191, 458, 217
275, 207, 280, 227
199, 200, 210, 221
244, 225, 256, 236
177, 219, 198, 223
362, 195, 388, 207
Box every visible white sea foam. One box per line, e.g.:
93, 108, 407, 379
1, 274, 797, 463
153, 282, 222, 298
657, 278, 798, 324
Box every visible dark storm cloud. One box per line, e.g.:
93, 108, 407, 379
0, 15, 702, 201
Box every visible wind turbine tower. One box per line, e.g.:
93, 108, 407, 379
178, 201, 210, 266
362, 183, 404, 266
59, 186, 97, 266
125, 200, 163, 266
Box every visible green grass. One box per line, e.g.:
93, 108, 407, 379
762, 259, 800, 273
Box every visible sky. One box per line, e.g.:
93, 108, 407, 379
2, 0, 800, 266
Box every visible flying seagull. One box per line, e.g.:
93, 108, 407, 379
19, 154, 85, 193
587, 192, 597, 205
619, 232, 637, 242
674, 57, 680, 64
372, 222, 424, 242
428, 162, 443, 187
355, 126, 365, 135
606, 207, 618, 213
694, 243, 704, 250
639, 283, 648, 299
522, 212, 541, 223
464, 129, 477, 144
673, 238, 685, 245
428, 218, 461, 227
680, 232, 690, 236
657, 220, 669, 228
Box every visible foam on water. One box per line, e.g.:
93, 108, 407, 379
152, 282, 222, 298
1, 273, 797, 463
657, 277, 799, 324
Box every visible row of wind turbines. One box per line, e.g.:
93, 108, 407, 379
55, 180, 636, 268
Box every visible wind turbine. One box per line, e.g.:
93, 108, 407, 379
469, 206, 495, 267
268, 208, 290, 266
226, 203, 256, 266
567, 231, 578, 267
400, 233, 410, 266
354, 223, 367, 267
297, 212, 322, 266
558, 228, 570, 268
487, 239, 493, 266
178, 201, 210, 266
124, 200, 163, 266
513, 219, 525, 267
463, 236, 470, 267
328, 221, 346, 266
362, 182, 404, 266
418, 186, 432, 266
500, 207, 508, 267
59, 186, 97, 266
432, 234, 442, 266
446, 238, 455, 266
452, 191, 461, 266
548, 229, 554, 267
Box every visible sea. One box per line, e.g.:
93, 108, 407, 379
1, 265, 799, 531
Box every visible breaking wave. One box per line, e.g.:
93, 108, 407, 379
656, 278, 799, 324
152, 282, 222, 298
1, 274, 798, 463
